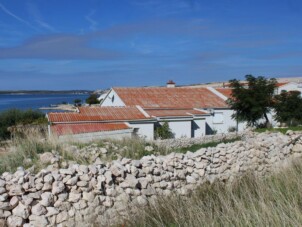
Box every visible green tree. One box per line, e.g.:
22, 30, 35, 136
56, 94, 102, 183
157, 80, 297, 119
273, 90, 302, 126
86, 94, 100, 105
74, 99, 82, 107
227, 75, 277, 127
154, 122, 174, 139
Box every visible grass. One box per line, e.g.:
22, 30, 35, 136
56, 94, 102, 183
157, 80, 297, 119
117, 159, 302, 227
255, 126, 302, 134
0, 135, 242, 175
177, 137, 241, 153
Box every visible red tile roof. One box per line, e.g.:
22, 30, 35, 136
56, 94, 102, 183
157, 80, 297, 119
144, 108, 207, 117
113, 87, 228, 108
48, 106, 148, 123
276, 82, 289, 87
215, 88, 233, 98
51, 123, 130, 136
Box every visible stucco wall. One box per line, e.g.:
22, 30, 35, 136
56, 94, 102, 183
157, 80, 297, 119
100, 90, 126, 107
276, 83, 302, 94
192, 119, 206, 137
166, 120, 192, 138
204, 109, 247, 134
129, 122, 154, 140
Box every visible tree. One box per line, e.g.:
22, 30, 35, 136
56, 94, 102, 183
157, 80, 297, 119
86, 94, 100, 105
273, 91, 302, 126
227, 75, 277, 127
74, 99, 82, 107
154, 122, 174, 139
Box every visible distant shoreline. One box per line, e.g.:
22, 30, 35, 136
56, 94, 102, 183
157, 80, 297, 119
0, 90, 93, 95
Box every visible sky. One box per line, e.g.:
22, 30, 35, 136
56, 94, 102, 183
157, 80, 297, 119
0, 0, 301, 90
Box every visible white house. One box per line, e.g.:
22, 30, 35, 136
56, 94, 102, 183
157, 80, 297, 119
100, 82, 247, 136
48, 81, 250, 141
275, 82, 302, 95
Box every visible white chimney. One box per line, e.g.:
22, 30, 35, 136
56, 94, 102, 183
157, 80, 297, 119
166, 80, 176, 88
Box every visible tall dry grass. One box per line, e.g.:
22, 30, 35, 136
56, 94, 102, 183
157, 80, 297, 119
118, 159, 302, 227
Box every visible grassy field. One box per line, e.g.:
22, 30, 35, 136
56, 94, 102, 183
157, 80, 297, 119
118, 159, 302, 227
255, 126, 302, 134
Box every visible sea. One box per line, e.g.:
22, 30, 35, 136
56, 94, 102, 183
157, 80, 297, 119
0, 93, 90, 113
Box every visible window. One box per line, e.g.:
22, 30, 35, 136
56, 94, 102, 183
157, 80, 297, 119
213, 112, 224, 124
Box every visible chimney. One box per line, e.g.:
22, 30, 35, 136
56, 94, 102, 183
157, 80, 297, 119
166, 80, 176, 88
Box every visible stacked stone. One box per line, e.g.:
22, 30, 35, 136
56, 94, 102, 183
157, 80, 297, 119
0, 131, 301, 226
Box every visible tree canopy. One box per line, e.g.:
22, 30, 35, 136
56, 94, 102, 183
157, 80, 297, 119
86, 94, 100, 105
227, 75, 277, 127
273, 90, 302, 126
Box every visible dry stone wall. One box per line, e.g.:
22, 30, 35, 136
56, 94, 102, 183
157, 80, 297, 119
155, 131, 244, 148
1, 131, 302, 227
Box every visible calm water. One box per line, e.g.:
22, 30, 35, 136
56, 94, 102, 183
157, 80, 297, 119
0, 93, 89, 113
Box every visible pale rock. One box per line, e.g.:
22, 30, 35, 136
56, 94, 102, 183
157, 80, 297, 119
9, 185, 23, 196
292, 144, 302, 153
39, 152, 54, 164
186, 176, 196, 184
29, 215, 49, 227
9, 196, 19, 208
77, 181, 88, 187
0, 179, 5, 187
32, 203, 47, 216
7, 215, 24, 227
12, 203, 30, 219
46, 207, 59, 217
43, 174, 53, 183
0, 193, 8, 202
73, 199, 87, 210
68, 192, 81, 203
56, 211, 69, 224
52, 181, 65, 194
0, 187, 6, 194
40, 192, 54, 206
66, 176, 78, 185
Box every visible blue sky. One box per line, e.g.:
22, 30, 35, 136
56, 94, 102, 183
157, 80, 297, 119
0, 0, 301, 90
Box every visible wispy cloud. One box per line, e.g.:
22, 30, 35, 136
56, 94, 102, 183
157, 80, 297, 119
26, 1, 57, 32
85, 10, 98, 31
0, 2, 37, 30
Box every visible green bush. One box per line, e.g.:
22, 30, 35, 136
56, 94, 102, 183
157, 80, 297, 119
155, 122, 174, 139
86, 94, 100, 105
0, 109, 46, 140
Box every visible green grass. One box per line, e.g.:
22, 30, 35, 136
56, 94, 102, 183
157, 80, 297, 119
255, 126, 302, 134
117, 159, 302, 227
177, 137, 241, 153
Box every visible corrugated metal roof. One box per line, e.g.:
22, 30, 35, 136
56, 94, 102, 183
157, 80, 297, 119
48, 106, 148, 123
113, 87, 228, 108
144, 108, 207, 117
51, 123, 130, 136
215, 88, 233, 99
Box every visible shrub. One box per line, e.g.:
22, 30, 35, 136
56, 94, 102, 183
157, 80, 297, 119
86, 94, 100, 105
0, 109, 46, 140
154, 122, 174, 139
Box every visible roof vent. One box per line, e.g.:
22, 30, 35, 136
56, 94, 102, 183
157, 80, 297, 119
166, 80, 176, 88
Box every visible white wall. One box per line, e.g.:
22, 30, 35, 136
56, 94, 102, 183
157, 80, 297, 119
193, 119, 206, 137
166, 120, 191, 138
129, 122, 154, 140
101, 90, 126, 107
204, 109, 247, 134
276, 82, 302, 95
58, 129, 133, 142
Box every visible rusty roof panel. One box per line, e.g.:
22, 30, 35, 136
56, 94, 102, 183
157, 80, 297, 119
48, 106, 148, 123
113, 87, 228, 108
215, 88, 233, 99
144, 108, 207, 117
51, 123, 130, 136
